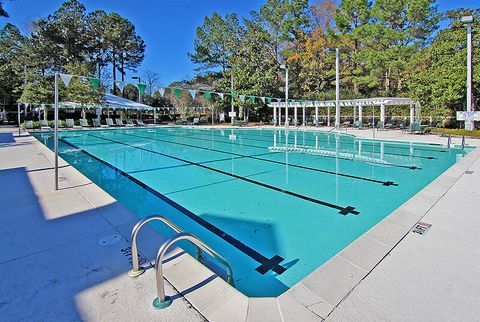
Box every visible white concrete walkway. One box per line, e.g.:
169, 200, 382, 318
0, 127, 204, 321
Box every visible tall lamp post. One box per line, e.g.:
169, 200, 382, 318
280, 64, 289, 127
461, 15, 474, 130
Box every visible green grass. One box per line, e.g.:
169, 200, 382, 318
431, 128, 480, 138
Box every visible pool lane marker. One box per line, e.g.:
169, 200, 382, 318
59, 137, 288, 275
87, 133, 360, 216
121, 132, 399, 187
148, 128, 421, 170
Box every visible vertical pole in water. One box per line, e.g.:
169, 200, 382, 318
54, 73, 59, 191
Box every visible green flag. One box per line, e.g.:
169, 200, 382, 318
266, 97, 272, 103
239, 95, 245, 103
89, 77, 100, 90
173, 88, 182, 98
204, 91, 211, 100
250, 96, 255, 104
137, 83, 147, 95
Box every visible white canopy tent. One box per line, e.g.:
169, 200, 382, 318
104, 93, 153, 110
269, 97, 419, 128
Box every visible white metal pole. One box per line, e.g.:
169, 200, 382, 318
380, 103, 385, 128
279, 105, 282, 126
466, 22, 473, 130
302, 105, 306, 127
285, 68, 289, 127
294, 104, 297, 125
17, 103, 21, 136
273, 105, 277, 126
54, 73, 59, 191
335, 48, 340, 128
315, 105, 319, 126
410, 103, 415, 127
359, 104, 363, 126
154, 108, 157, 125
327, 106, 331, 127
231, 73, 234, 124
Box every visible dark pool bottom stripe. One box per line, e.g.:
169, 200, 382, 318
121, 132, 398, 187
88, 133, 360, 216
59, 137, 287, 275
151, 128, 421, 170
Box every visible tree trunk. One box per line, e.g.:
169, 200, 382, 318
112, 48, 117, 95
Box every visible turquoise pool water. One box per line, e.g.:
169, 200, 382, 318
33, 127, 470, 296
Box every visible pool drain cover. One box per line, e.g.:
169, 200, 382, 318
98, 234, 121, 246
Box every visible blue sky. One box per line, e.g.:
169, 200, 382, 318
1, 0, 479, 85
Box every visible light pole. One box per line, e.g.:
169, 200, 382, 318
462, 15, 474, 130
335, 48, 340, 129
280, 64, 289, 127
231, 72, 234, 124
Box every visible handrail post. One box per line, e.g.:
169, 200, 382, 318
128, 215, 183, 277
153, 232, 235, 310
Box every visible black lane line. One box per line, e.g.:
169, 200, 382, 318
137, 128, 421, 170
87, 132, 360, 216
122, 132, 399, 187
59, 137, 288, 275
234, 130, 447, 154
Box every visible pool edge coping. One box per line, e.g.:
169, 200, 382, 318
27, 129, 480, 322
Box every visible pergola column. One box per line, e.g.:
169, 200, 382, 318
327, 106, 331, 127
410, 103, 415, 125
380, 103, 385, 127
294, 105, 298, 125
315, 105, 319, 126
302, 105, 306, 126
353, 104, 357, 122
358, 104, 363, 123
273, 105, 277, 126
278, 105, 282, 126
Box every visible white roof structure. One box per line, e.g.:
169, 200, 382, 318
268, 97, 417, 108
105, 93, 153, 110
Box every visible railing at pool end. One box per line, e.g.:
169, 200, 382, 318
128, 215, 202, 277
153, 232, 235, 309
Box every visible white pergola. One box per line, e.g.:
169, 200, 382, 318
268, 97, 419, 128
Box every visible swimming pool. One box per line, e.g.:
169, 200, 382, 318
33, 127, 470, 297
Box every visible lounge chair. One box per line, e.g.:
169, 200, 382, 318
66, 119, 82, 129
385, 122, 394, 129
342, 121, 351, 127
106, 118, 115, 127
136, 119, 146, 126
39, 120, 51, 130
192, 117, 200, 125
24, 120, 34, 131
354, 120, 363, 128
410, 122, 426, 134
93, 118, 109, 128
115, 118, 125, 127
199, 116, 209, 125
375, 121, 384, 130
126, 119, 135, 127
79, 119, 90, 127
233, 118, 248, 127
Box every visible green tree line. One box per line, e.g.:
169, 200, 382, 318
0, 0, 145, 108
190, 0, 479, 120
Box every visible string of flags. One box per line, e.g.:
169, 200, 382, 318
57, 73, 322, 106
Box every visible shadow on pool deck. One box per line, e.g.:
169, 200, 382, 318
0, 165, 204, 321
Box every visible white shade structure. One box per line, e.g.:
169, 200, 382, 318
105, 93, 153, 110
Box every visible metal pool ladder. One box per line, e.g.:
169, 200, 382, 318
128, 215, 235, 310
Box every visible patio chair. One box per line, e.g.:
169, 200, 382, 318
126, 119, 135, 127
375, 121, 384, 130
79, 119, 90, 127
199, 116, 209, 125
39, 120, 51, 130
106, 118, 115, 127
136, 119, 146, 126
66, 119, 82, 129
115, 118, 125, 126
92, 118, 109, 128
192, 117, 200, 125
233, 118, 248, 127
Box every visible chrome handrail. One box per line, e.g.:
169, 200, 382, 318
152, 232, 235, 309
128, 215, 202, 277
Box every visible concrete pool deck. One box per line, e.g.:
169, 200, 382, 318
1, 125, 479, 321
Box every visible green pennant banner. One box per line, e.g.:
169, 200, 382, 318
173, 88, 182, 98
137, 83, 147, 95
250, 96, 255, 104
239, 95, 246, 103
266, 97, 272, 103
89, 78, 100, 90
230, 93, 236, 98
204, 91, 211, 100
